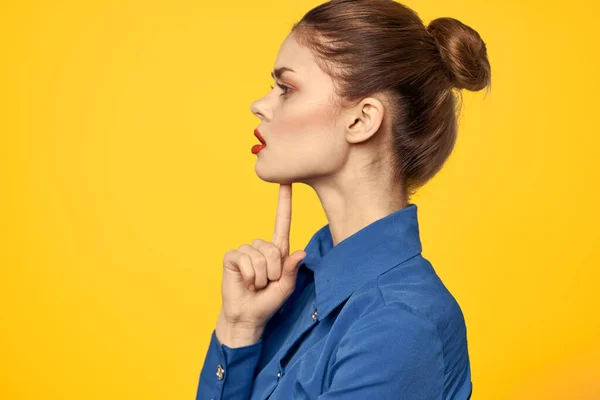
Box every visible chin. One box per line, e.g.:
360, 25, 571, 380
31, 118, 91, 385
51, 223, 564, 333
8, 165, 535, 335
254, 161, 299, 185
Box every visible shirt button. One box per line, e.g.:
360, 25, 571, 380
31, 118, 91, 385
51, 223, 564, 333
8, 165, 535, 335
216, 364, 224, 380
312, 309, 318, 321
277, 369, 281, 380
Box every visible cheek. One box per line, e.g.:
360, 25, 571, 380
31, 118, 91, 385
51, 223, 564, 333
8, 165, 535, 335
269, 101, 343, 174
271, 98, 336, 144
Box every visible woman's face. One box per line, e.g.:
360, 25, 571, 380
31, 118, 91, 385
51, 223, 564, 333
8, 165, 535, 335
250, 33, 349, 185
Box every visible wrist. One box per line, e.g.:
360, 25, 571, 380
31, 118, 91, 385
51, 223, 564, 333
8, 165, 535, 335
216, 310, 264, 348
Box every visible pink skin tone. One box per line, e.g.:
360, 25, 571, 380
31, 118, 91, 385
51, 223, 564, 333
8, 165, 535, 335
249, 31, 407, 247
250, 34, 341, 184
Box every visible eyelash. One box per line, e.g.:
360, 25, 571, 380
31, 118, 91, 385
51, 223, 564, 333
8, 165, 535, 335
270, 82, 291, 96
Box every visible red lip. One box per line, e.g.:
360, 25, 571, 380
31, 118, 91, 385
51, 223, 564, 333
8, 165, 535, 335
252, 129, 267, 154
254, 129, 266, 145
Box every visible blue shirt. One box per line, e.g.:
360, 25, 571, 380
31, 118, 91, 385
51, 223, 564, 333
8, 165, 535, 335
196, 203, 472, 399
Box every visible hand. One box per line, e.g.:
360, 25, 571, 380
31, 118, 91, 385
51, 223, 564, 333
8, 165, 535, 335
218, 183, 306, 333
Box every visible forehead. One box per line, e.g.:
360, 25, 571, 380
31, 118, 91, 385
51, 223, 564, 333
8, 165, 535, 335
273, 33, 323, 81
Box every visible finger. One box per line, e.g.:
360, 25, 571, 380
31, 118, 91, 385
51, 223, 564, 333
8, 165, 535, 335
238, 244, 268, 290
272, 184, 292, 255
225, 250, 255, 290
252, 238, 282, 281
277, 250, 306, 298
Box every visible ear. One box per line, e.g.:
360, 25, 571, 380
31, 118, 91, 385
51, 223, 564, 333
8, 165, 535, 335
343, 96, 385, 145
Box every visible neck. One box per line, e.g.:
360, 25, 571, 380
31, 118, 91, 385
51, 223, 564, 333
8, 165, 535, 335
306, 167, 407, 247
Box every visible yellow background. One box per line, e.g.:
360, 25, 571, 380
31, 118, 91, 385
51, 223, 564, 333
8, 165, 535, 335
1, 0, 598, 399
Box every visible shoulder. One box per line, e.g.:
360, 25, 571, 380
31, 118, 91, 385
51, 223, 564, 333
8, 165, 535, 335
339, 253, 469, 365
330, 287, 445, 398
345, 254, 467, 327
377, 254, 468, 339
326, 254, 471, 398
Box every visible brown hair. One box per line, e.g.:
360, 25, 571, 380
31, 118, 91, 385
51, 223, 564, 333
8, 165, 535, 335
291, 0, 491, 200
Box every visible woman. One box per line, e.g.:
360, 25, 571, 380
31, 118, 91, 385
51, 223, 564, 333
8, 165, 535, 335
197, 0, 491, 398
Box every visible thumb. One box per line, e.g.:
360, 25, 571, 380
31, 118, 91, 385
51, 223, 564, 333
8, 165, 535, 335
278, 250, 307, 296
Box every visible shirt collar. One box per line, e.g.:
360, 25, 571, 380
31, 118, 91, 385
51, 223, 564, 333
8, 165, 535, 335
300, 203, 423, 320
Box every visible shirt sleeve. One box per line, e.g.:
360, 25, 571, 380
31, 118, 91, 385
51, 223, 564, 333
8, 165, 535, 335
319, 302, 445, 400
195, 329, 263, 400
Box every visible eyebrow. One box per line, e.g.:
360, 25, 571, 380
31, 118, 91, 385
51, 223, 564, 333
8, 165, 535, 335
271, 66, 295, 80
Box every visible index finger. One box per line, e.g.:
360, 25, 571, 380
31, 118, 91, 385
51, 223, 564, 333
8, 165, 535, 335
272, 183, 292, 255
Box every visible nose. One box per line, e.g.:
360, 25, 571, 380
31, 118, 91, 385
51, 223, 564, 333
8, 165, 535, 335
250, 97, 268, 121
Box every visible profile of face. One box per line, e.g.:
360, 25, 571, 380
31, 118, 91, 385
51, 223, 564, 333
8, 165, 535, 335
250, 33, 342, 185
250, 32, 385, 186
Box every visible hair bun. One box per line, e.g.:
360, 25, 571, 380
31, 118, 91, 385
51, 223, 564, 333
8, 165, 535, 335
427, 17, 491, 92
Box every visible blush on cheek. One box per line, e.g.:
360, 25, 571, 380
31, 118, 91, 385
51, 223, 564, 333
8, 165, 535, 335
272, 99, 335, 142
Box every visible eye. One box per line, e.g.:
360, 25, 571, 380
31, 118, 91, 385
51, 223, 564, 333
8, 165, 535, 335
270, 82, 291, 97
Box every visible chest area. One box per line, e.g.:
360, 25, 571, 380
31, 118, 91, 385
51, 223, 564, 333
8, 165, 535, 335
251, 292, 351, 399
251, 320, 339, 400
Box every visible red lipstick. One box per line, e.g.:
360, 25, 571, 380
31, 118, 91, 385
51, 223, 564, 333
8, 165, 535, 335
252, 129, 266, 155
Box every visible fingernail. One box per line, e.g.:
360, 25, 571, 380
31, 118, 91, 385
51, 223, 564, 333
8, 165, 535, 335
248, 284, 255, 291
